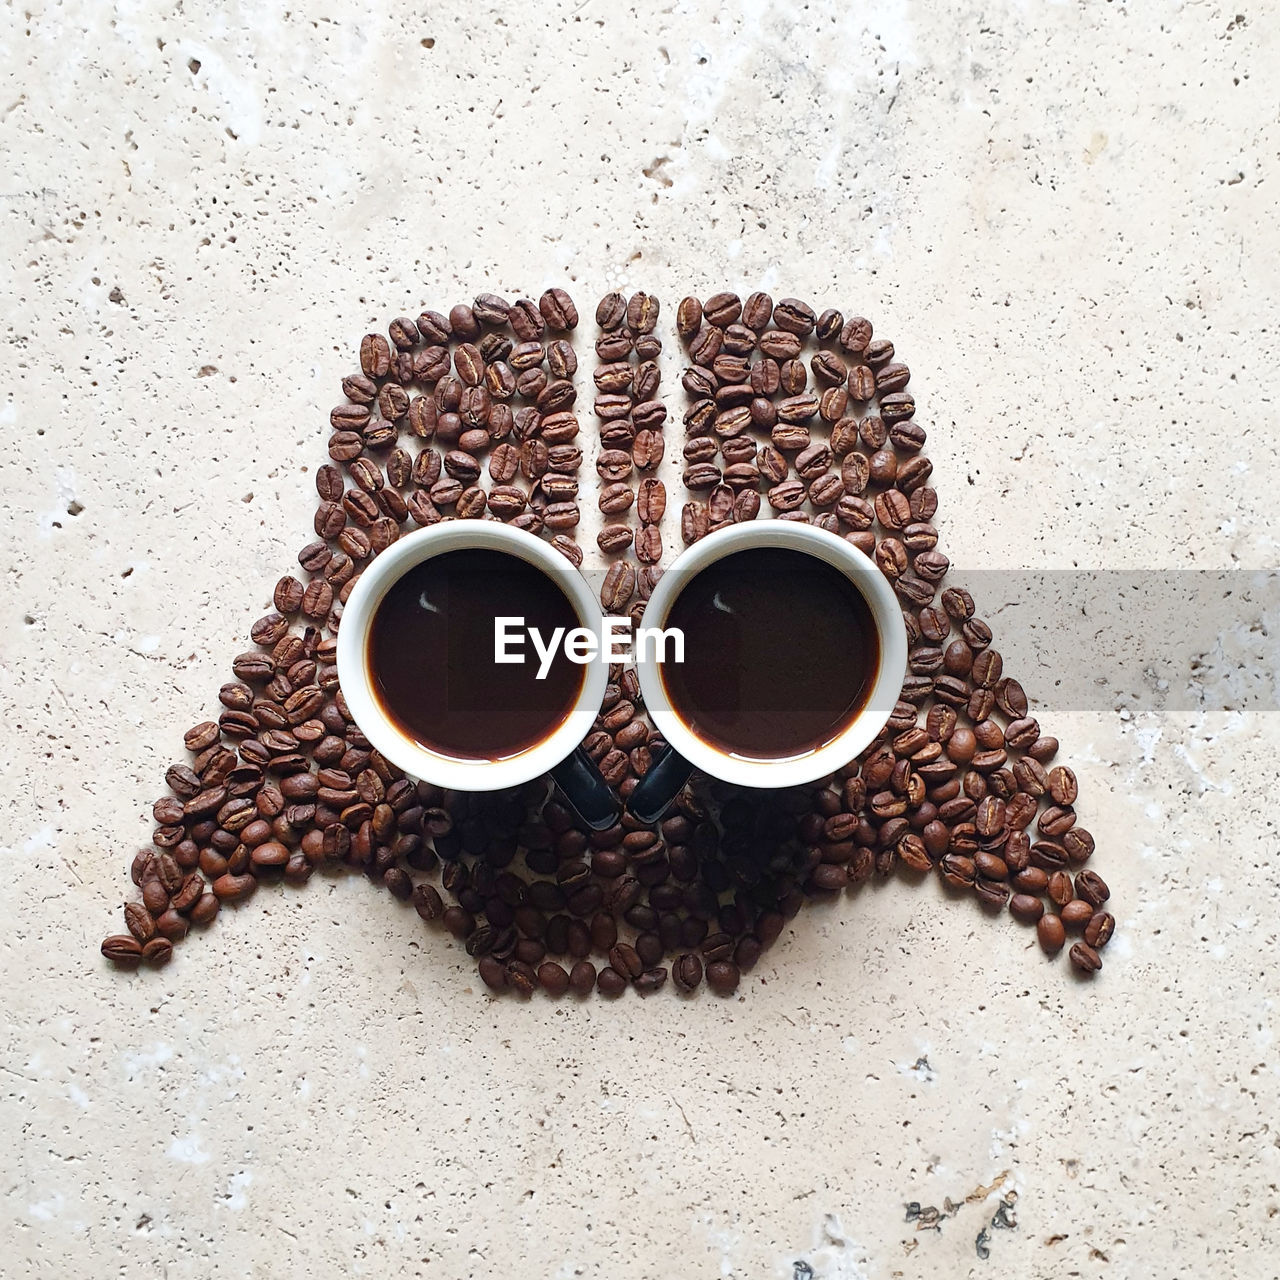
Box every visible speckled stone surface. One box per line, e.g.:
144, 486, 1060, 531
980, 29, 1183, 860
2, 2, 1276, 1276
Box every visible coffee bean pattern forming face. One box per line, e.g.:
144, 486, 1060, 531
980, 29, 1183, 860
101, 286, 1109, 994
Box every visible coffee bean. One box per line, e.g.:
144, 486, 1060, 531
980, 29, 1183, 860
566, 960, 596, 996
477, 956, 507, 992
183, 890, 218, 925
676, 296, 704, 337
1048, 767, 1078, 806
538, 288, 577, 331
212, 872, 256, 902
601, 562, 636, 612
359, 333, 391, 378
940, 854, 976, 889
1074, 870, 1109, 907
1062, 828, 1095, 865
1069, 942, 1102, 973
597, 482, 635, 515
634, 968, 668, 994
1046, 870, 1073, 908
705, 960, 740, 995
597, 524, 634, 555
971, 649, 1002, 688
1039, 805, 1076, 837
536, 961, 570, 996
124, 902, 155, 943
835, 315, 870, 353
102, 934, 144, 965
596, 965, 627, 997
1037, 914, 1066, 953
635, 525, 662, 564
673, 952, 703, 992
1083, 911, 1114, 948
626, 291, 658, 333
1009, 893, 1044, 923
633, 429, 664, 471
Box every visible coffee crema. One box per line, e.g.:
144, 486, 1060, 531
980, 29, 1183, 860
658, 546, 879, 760
367, 548, 583, 762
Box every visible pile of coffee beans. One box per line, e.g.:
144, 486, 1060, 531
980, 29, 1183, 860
100, 288, 1113, 993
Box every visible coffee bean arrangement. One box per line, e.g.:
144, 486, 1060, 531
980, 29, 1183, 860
100, 288, 1113, 995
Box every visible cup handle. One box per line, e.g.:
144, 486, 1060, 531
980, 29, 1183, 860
623, 744, 694, 826
550, 746, 622, 832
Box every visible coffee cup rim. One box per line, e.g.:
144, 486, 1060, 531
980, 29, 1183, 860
335, 523, 610, 791
634, 520, 908, 789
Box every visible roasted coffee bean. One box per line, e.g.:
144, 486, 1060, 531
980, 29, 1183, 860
684, 462, 722, 491
596, 449, 633, 482
1045, 870, 1073, 908
599, 482, 634, 514
1069, 942, 1102, 973
974, 877, 1010, 907
676, 296, 703, 337
476, 956, 507, 992
537, 287, 577, 331
1048, 766, 1078, 806
672, 952, 703, 992
142, 936, 173, 965
847, 365, 876, 400
637, 477, 667, 525
1059, 899, 1093, 931
1038, 805, 1076, 837
593, 290, 624, 332
705, 960, 740, 995
700, 292, 738, 327
632, 429, 664, 471
212, 872, 256, 902
1029, 840, 1067, 872
1013, 866, 1049, 895
359, 333, 391, 378
940, 854, 976, 889
1037, 913, 1066, 953
597, 524, 634, 555
610, 361, 645, 396
770, 297, 814, 336
1009, 893, 1044, 923
960, 614, 992, 649
1081, 911, 1114, 949
1061, 827, 1094, 866
626, 291, 658, 333
635, 525, 662, 564
766, 480, 806, 512
601, 562, 636, 612
124, 901, 156, 943
102, 934, 144, 966
1074, 870, 1109, 907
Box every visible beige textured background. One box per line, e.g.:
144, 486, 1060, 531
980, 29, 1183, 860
2, 1, 1276, 1276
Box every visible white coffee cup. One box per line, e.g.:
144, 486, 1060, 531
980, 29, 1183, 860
628, 521, 907, 818
336, 522, 617, 824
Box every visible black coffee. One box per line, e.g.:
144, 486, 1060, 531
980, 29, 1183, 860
659, 546, 879, 760
367, 548, 583, 761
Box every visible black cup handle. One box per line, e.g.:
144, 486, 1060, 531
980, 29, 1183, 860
550, 746, 622, 832
624, 744, 694, 826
